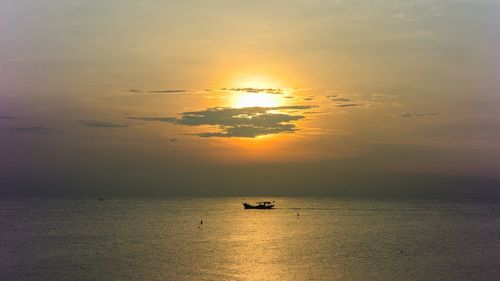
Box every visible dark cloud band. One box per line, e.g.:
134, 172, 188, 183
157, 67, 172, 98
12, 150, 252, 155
129, 105, 316, 138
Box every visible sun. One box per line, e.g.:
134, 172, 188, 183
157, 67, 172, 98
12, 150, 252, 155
227, 75, 286, 108
232, 92, 280, 108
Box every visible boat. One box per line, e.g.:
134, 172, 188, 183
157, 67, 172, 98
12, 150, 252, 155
243, 201, 275, 209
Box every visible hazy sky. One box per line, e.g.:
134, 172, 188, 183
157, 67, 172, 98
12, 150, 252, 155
1, 0, 500, 197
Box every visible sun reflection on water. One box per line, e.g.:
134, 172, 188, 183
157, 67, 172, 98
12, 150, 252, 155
222, 205, 289, 280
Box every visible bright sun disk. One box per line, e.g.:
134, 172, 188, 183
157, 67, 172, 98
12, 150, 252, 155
232, 92, 280, 108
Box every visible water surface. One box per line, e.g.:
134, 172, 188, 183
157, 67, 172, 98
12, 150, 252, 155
1, 198, 499, 280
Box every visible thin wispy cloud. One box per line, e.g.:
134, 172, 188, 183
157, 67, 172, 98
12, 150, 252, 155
129, 87, 291, 97
304, 111, 327, 115
331, 97, 351, 102
127, 117, 177, 122
79, 120, 130, 128
336, 103, 362, 107
6, 126, 56, 135
221, 88, 285, 95
129, 89, 190, 94
0, 115, 16, 119
326, 92, 397, 109
399, 112, 440, 118
326, 94, 361, 108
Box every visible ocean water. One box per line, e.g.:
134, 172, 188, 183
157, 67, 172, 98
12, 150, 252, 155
0, 197, 499, 281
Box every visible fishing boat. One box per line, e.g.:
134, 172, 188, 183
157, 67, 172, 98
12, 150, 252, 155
243, 201, 275, 209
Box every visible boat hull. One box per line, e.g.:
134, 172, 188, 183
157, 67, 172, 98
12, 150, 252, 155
243, 203, 274, 209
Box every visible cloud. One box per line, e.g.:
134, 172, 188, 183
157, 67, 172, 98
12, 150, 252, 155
331, 97, 351, 102
129, 105, 316, 138
361, 93, 400, 108
369, 93, 397, 101
192, 123, 297, 138
304, 111, 327, 114
221, 88, 285, 95
147, 90, 188, 93
6, 126, 56, 135
336, 103, 362, 107
327, 95, 362, 108
127, 116, 177, 122
273, 105, 315, 110
399, 112, 440, 118
129, 87, 288, 96
129, 89, 189, 94
79, 120, 129, 128
0, 115, 16, 119
414, 112, 439, 117
326, 92, 398, 109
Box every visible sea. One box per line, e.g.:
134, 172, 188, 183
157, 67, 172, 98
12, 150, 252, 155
0, 197, 499, 281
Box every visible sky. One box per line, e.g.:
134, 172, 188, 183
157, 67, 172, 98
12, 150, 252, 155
1, 0, 500, 197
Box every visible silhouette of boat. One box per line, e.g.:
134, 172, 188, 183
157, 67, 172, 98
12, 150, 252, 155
243, 201, 275, 209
